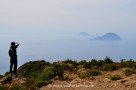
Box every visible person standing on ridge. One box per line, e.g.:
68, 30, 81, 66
9, 42, 20, 77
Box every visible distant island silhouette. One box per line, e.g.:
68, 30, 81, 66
78, 32, 90, 36
90, 32, 122, 41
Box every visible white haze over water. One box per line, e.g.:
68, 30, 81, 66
0, 31, 136, 75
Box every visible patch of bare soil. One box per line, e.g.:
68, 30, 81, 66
41, 68, 136, 90
0, 75, 27, 89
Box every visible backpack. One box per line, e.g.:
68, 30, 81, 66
8, 49, 14, 57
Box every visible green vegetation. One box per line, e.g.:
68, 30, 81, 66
101, 64, 118, 71
0, 85, 8, 90
87, 70, 102, 76
18, 60, 51, 78
16, 58, 136, 87
77, 68, 87, 79
1, 57, 136, 88
124, 69, 134, 76
121, 59, 136, 69
17, 60, 52, 88
11, 84, 28, 90
110, 75, 122, 81
104, 56, 113, 64
62, 59, 78, 68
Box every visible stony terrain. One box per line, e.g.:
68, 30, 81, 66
42, 68, 136, 90
1, 59, 136, 90
1, 68, 136, 90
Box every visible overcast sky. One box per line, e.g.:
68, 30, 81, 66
0, 0, 136, 38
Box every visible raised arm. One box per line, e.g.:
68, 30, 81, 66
15, 42, 20, 48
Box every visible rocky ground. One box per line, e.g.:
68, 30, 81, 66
42, 68, 136, 90
0, 75, 27, 89
1, 68, 136, 90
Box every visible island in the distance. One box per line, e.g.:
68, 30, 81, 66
78, 32, 90, 37
90, 32, 122, 41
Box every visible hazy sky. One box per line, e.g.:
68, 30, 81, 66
0, 0, 136, 38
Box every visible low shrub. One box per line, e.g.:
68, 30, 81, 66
101, 64, 118, 71
79, 60, 90, 69
52, 64, 68, 79
18, 60, 50, 78
124, 69, 134, 76
77, 68, 87, 79
110, 64, 119, 71
87, 70, 102, 76
36, 67, 54, 87
91, 59, 98, 66
36, 63, 68, 87
26, 77, 37, 88
11, 84, 28, 90
63, 71, 77, 81
110, 75, 122, 81
62, 59, 78, 68
97, 60, 105, 68
121, 59, 136, 69
101, 64, 110, 71
0, 85, 8, 90
104, 56, 113, 64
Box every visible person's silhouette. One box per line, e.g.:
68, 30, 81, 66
9, 42, 20, 76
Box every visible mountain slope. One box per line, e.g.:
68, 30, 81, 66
90, 32, 122, 41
